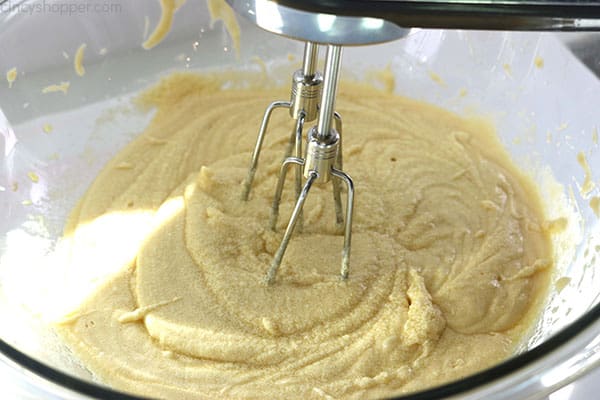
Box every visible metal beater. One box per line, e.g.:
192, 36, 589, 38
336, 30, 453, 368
242, 42, 351, 284
241, 42, 344, 232
226, 0, 600, 284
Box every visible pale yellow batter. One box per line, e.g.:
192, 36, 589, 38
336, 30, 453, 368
56, 73, 554, 399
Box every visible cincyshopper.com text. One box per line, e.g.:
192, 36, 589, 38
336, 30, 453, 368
0, 0, 122, 16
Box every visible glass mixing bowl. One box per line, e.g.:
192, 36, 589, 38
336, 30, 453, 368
1, 1, 599, 399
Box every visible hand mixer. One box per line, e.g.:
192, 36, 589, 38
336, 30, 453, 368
225, 0, 600, 284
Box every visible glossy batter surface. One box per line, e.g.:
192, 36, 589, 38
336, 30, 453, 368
57, 73, 553, 399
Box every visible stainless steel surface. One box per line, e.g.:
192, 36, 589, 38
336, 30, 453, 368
275, 109, 307, 232
303, 127, 340, 183
241, 42, 324, 202
289, 67, 321, 121
225, 0, 411, 45
291, 112, 305, 229
241, 100, 290, 201
301, 41, 318, 77
331, 167, 354, 280
266, 123, 355, 283
316, 45, 343, 142
267, 160, 315, 284
228, 0, 357, 283
246, 41, 353, 284
332, 113, 345, 229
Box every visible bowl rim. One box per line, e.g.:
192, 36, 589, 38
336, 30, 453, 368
0, 0, 599, 397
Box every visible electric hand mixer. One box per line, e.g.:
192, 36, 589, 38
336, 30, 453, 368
225, 0, 600, 284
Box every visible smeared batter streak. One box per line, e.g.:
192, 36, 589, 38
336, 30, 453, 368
74, 43, 87, 77
207, 0, 241, 57
142, 0, 182, 49
42, 81, 70, 94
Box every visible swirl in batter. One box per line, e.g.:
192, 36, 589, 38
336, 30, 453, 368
57, 73, 553, 399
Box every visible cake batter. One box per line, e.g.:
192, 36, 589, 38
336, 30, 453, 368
56, 73, 554, 399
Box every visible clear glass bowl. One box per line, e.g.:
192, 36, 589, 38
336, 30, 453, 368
0, 1, 599, 399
